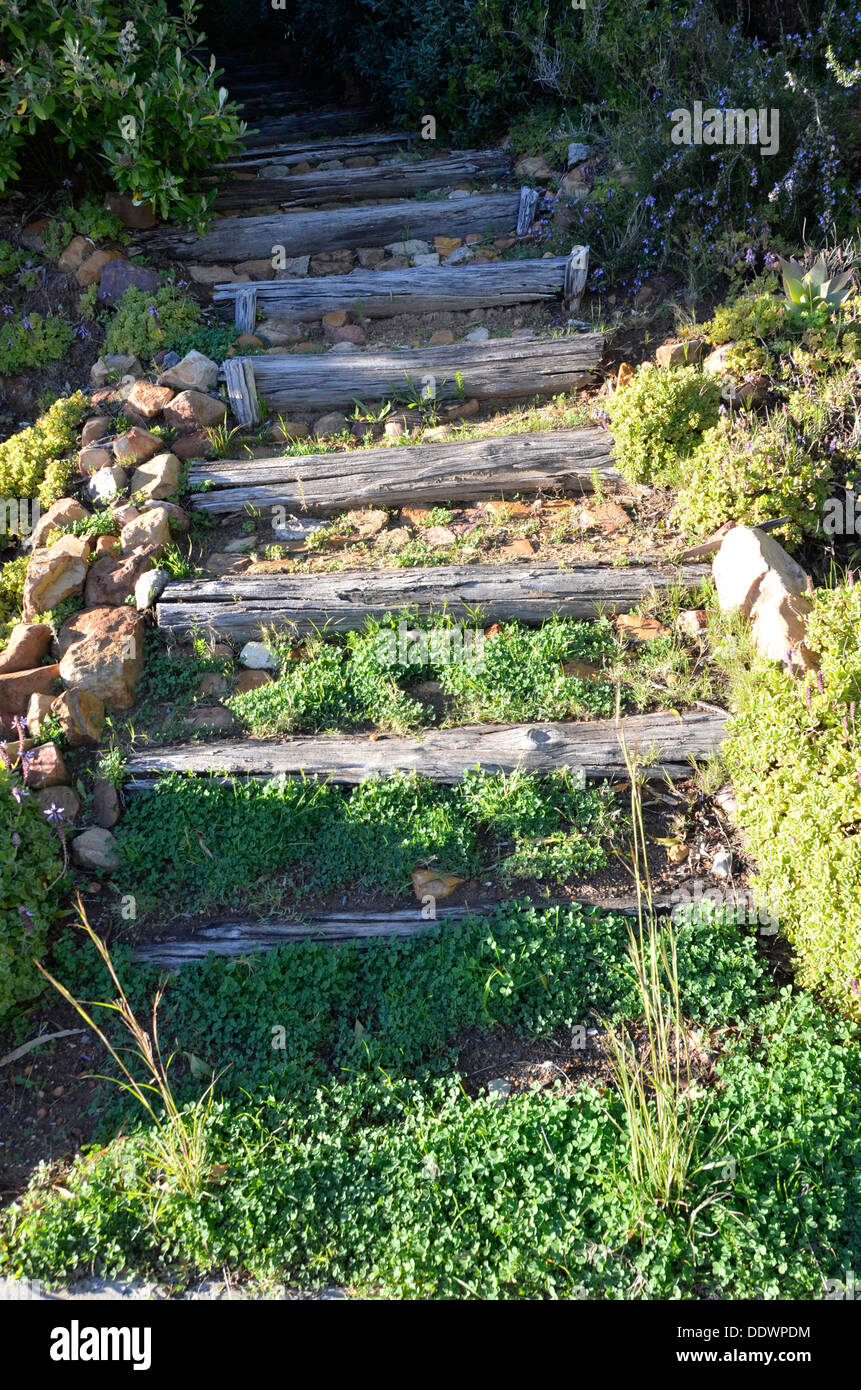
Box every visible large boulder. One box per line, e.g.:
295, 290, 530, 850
712, 525, 816, 668
162, 390, 227, 432
122, 381, 175, 421
112, 428, 164, 465
58, 607, 146, 710
22, 535, 90, 619
0, 664, 60, 722
22, 742, 68, 788
71, 827, 120, 872
120, 507, 171, 556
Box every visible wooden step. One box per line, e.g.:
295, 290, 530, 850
188, 426, 618, 515
155, 560, 708, 641
131, 896, 683, 965
139, 191, 523, 262
214, 255, 574, 325
124, 710, 726, 787
213, 151, 511, 211
224, 332, 602, 421
242, 110, 385, 147
218, 133, 414, 172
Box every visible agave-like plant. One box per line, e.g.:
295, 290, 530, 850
778, 254, 854, 317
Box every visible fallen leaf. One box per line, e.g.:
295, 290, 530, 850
616, 613, 672, 644
411, 867, 465, 900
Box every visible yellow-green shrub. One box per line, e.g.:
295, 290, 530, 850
0, 393, 88, 507
604, 365, 722, 485
723, 578, 861, 1021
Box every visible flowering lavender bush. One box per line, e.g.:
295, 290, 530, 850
0, 744, 67, 1026
0, 0, 245, 229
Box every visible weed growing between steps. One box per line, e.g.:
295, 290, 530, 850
722, 576, 861, 1023
117, 770, 614, 918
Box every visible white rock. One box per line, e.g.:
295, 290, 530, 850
487, 1079, 512, 1102
412, 253, 440, 267
447, 189, 471, 199
274, 255, 311, 278
567, 142, 592, 166
239, 641, 278, 670
445, 246, 474, 265
86, 466, 128, 504
711, 848, 733, 878
134, 568, 169, 609
465, 326, 490, 342
328, 342, 360, 354
71, 827, 120, 872
712, 525, 814, 667
157, 349, 219, 392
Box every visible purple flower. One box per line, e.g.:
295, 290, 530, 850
10, 785, 28, 805
11, 833, 20, 847
21, 316, 32, 331
43, 803, 65, 828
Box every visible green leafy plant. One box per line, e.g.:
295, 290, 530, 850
604, 366, 722, 486
0, 757, 66, 1025
0, 313, 74, 375
103, 284, 233, 362
779, 254, 854, 324
0, 392, 88, 510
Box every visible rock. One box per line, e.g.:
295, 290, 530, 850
22, 743, 68, 789
85, 548, 153, 606
309, 250, 354, 276
424, 525, 456, 547
196, 671, 229, 699
224, 537, 256, 554
267, 419, 310, 442
30, 500, 88, 550
412, 253, 440, 267
112, 428, 163, 465
383, 413, 413, 440
501, 537, 535, 558
592, 500, 631, 534
120, 508, 171, 556
187, 264, 235, 285
378, 526, 411, 552
328, 342, 360, 355
487, 1079, 512, 1102
157, 350, 219, 392
270, 516, 328, 545
558, 169, 592, 199
444, 246, 474, 265
139, 499, 188, 530
22, 536, 90, 619
384, 238, 431, 257
330, 324, 366, 346
185, 705, 235, 732
163, 390, 226, 432
567, 142, 592, 166
345, 508, 388, 538
313, 411, 349, 439
411, 867, 465, 899
615, 614, 672, 644
441, 398, 480, 421
465, 325, 489, 342
129, 452, 181, 500
81, 416, 111, 447
376, 255, 410, 271
76, 249, 122, 287
273, 254, 311, 277
514, 155, 554, 181
712, 525, 808, 619
20, 218, 52, 252
25, 691, 54, 736
236, 333, 264, 349
135, 568, 169, 609
104, 192, 157, 229
433, 236, 461, 255
58, 607, 146, 710
205, 552, 251, 575
711, 848, 733, 878
95, 535, 119, 556
172, 431, 211, 461
98, 258, 163, 305
356, 247, 386, 268
72, 827, 120, 872
90, 355, 143, 388
86, 466, 128, 505
321, 310, 350, 331
112, 504, 140, 529
235, 669, 272, 694
35, 784, 81, 823
232, 258, 276, 279
0, 624, 53, 675
239, 641, 277, 670
92, 778, 121, 828
676, 609, 708, 639
0, 664, 60, 723
655, 337, 709, 369
123, 381, 174, 420
58, 236, 93, 273
714, 784, 739, 821
256, 318, 303, 347
51, 689, 105, 746
78, 445, 113, 477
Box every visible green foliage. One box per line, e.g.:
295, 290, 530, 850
116, 768, 613, 917
0, 0, 245, 228
40, 197, 128, 263
0, 313, 74, 376
0, 393, 88, 509
604, 366, 722, 486
0, 241, 28, 282
102, 284, 233, 363
0, 556, 29, 647
702, 289, 790, 377
779, 254, 854, 324
672, 415, 831, 541
0, 764, 65, 1025
723, 577, 861, 1021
